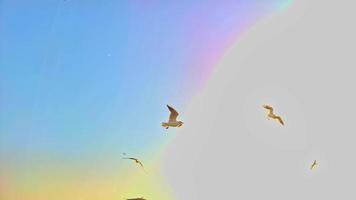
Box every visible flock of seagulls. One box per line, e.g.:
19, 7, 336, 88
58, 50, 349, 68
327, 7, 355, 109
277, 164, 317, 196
123, 105, 184, 199
262, 105, 319, 171
124, 104, 318, 199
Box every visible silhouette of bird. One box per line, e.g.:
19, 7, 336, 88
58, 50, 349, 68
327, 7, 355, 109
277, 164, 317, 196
123, 157, 145, 171
262, 105, 285, 125
125, 198, 146, 200
162, 105, 184, 129
310, 160, 318, 170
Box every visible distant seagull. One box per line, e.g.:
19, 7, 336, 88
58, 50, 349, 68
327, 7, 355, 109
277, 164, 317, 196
126, 198, 146, 200
162, 105, 184, 129
123, 157, 145, 172
262, 105, 285, 125
310, 160, 318, 170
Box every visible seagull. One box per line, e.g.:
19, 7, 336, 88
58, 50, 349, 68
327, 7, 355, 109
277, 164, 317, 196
126, 198, 146, 200
310, 160, 318, 170
262, 105, 285, 125
123, 157, 145, 172
162, 105, 184, 129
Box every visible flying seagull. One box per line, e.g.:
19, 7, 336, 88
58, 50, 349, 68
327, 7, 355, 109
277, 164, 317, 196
262, 105, 285, 125
123, 157, 145, 172
310, 160, 318, 170
162, 105, 184, 129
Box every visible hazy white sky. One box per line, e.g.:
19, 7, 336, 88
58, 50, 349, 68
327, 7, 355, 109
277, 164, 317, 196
163, 0, 356, 199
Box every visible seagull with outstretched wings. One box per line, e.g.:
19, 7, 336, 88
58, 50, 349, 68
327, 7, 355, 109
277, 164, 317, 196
122, 157, 145, 172
162, 105, 184, 129
310, 160, 318, 170
263, 105, 285, 125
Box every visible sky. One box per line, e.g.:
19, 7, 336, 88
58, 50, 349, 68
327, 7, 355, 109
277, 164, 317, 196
163, 0, 356, 199
1, 1, 295, 199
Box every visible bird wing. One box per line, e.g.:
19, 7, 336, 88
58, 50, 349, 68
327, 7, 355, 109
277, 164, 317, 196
310, 161, 317, 169
263, 105, 274, 115
167, 105, 179, 122
311, 163, 315, 169
137, 160, 145, 169
275, 116, 284, 125
123, 157, 141, 164
263, 105, 273, 111
137, 161, 146, 172
123, 157, 137, 161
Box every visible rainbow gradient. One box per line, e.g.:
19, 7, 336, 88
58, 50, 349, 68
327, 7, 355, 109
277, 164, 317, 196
0, 0, 293, 199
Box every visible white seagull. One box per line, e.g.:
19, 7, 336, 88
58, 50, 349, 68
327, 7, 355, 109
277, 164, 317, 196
162, 105, 184, 129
